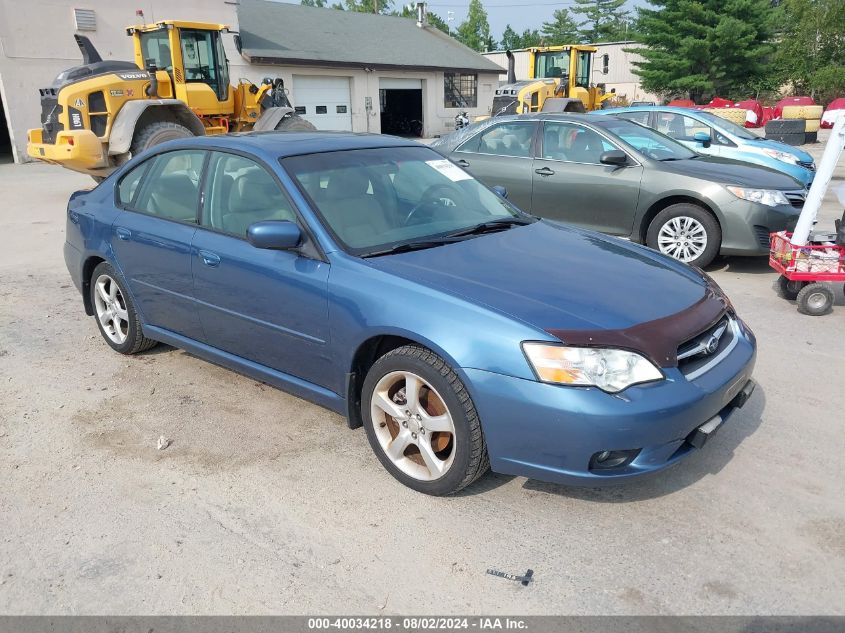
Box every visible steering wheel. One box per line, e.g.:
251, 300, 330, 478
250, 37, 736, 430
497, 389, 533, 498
404, 184, 464, 226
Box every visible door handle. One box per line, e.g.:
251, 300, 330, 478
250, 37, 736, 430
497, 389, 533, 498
115, 227, 131, 240
198, 250, 221, 267
534, 167, 555, 176
456, 159, 470, 167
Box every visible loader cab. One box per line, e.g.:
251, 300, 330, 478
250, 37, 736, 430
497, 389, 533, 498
130, 21, 233, 114
529, 45, 596, 93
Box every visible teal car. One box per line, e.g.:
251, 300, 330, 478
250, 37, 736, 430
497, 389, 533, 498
594, 106, 815, 188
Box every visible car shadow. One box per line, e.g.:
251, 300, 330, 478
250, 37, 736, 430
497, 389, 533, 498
459, 385, 767, 501
704, 256, 773, 275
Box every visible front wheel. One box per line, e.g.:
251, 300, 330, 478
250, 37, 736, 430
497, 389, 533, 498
646, 204, 721, 268
362, 345, 489, 495
796, 283, 834, 316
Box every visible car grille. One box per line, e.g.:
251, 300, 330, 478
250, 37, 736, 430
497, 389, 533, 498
798, 160, 815, 171
753, 225, 771, 249
39, 88, 63, 144
677, 316, 736, 379
784, 191, 805, 209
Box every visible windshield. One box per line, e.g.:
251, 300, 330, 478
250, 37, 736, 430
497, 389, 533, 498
696, 111, 757, 140
282, 146, 523, 255
534, 51, 570, 79
596, 118, 697, 161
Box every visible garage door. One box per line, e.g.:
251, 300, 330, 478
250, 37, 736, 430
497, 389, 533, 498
292, 76, 353, 131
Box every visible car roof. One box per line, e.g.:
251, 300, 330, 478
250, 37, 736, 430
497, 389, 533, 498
600, 105, 706, 115
156, 131, 423, 158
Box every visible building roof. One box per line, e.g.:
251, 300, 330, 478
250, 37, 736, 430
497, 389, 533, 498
237, 0, 504, 74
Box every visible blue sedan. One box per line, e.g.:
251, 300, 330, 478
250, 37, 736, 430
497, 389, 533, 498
594, 106, 816, 187
64, 132, 757, 495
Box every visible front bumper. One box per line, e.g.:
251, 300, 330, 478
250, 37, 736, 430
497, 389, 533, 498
719, 198, 800, 256
463, 321, 756, 486
27, 128, 109, 175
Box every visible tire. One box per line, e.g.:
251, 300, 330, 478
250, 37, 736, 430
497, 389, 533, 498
782, 105, 823, 120
777, 275, 804, 300
765, 119, 805, 135
805, 131, 818, 144
646, 204, 721, 268
704, 108, 747, 125
129, 121, 194, 158
796, 283, 834, 316
362, 345, 489, 495
274, 114, 317, 132
767, 132, 806, 146
804, 119, 820, 132
90, 262, 158, 354
91, 175, 106, 184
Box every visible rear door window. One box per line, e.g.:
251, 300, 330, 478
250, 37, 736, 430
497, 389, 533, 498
132, 150, 206, 224
616, 111, 651, 126
458, 121, 537, 158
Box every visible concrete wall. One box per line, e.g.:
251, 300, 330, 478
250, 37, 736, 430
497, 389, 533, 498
0, 0, 496, 162
482, 43, 660, 105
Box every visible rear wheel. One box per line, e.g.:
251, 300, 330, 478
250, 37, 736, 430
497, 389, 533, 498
130, 121, 194, 159
362, 345, 489, 495
90, 262, 158, 354
777, 275, 805, 300
796, 283, 834, 316
274, 115, 317, 132
646, 204, 721, 268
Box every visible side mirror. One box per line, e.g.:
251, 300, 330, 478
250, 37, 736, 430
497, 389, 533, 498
600, 150, 628, 166
491, 185, 508, 199
247, 220, 302, 250
693, 131, 712, 148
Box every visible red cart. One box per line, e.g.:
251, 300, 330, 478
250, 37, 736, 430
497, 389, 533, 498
770, 231, 845, 315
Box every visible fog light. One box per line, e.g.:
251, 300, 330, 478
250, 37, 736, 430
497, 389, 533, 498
589, 449, 640, 471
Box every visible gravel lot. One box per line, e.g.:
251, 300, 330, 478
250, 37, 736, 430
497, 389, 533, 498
1, 132, 843, 615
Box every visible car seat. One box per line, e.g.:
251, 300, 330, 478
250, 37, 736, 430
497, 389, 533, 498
319, 170, 390, 247
148, 173, 199, 222
221, 169, 295, 236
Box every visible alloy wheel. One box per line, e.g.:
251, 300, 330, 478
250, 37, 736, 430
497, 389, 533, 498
93, 274, 129, 345
657, 216, 708, 262
370, 371, 456, 481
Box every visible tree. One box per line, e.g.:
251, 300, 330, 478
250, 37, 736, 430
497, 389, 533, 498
500, 24, 520, 50
394, 4, 452, 34
541, 8, 581, 44
572, 0, 631, 42
519, 29, 543, 47
632, 0, 775, 102
301, 0, 328, 6
456, 0, 492, 51
774, 0, 845, 103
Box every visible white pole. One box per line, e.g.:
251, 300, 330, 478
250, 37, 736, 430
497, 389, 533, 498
792, 114, 845, 246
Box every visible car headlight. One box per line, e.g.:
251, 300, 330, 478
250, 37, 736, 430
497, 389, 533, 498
761, 148, 800, 165
522, 343, 664, 393
726, 186, 789, 207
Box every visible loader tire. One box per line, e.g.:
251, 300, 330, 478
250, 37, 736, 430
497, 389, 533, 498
274, 114, 317, 132
130, 121, 194, 159
781, 105, 823, 120
804, 119, 820, 132
765, 119, 805, 135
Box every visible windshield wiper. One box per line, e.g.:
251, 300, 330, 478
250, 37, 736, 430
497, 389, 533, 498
447, 217, 534, 238
362, 237, 465, 258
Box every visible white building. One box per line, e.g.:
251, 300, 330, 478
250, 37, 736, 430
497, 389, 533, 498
0, 0, 504, 163
483, 41, 659, 105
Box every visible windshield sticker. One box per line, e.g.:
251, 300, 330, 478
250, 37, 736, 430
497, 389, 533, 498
426, 159, 472, 182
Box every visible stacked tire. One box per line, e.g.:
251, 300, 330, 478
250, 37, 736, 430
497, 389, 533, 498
703, 107, 748, 126
765, 119, 807, 145
781, 104, 823, 144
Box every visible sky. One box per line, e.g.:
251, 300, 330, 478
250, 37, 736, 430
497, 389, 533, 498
273, 0, 649, 46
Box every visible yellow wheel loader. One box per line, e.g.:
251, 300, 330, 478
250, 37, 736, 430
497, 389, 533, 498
27, 20, 315, 180
489, 45, 614, 118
